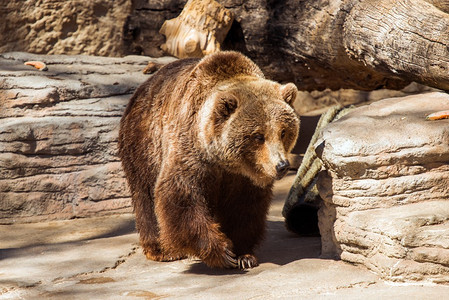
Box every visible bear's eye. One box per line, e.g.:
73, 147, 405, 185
253, 133, 265, 143
281, 129, 286, 139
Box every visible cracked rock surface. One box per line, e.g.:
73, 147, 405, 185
316, 93, 449, 283
0, 52, 176, 223
2, 174, 448, 299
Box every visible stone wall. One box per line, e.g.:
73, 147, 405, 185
0, 0, 133, 56
316, 93, 449, 283
0, 52, 176, 223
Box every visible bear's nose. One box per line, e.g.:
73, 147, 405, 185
275, 160, 290, 179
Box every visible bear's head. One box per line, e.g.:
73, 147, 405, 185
198, 76, 300, 188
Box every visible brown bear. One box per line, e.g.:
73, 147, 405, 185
118, 51, 299, 269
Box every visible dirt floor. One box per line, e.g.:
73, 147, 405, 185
1, 172, 448, 299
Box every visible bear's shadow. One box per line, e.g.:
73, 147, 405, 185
183, 220, 321, 276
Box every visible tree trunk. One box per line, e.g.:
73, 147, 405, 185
220, 0, 449, 91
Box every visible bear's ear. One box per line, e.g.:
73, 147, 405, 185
215, 93, 238, 119
280, 83, 298, 105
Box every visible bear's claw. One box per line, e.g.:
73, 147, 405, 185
238, 254, 259, 270
201, 244, 238, 269
225, 249, 238, 268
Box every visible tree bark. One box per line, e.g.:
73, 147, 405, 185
343, 0, 449, 90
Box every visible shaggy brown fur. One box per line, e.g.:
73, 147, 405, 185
118, 51, 300, 269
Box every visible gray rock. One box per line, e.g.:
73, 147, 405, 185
0, 52, 176, 223
316, 92, 449, 283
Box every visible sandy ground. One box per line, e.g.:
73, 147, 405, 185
1, 172, 448, 299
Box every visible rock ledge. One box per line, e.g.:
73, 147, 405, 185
316, 92, 449, 283
0, 52, 176, 223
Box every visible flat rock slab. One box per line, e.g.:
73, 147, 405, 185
316, 92, 449, 283
0, 52, 176, 223
2, 174, 448, 299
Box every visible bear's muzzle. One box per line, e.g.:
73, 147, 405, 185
275, 159, 290, 180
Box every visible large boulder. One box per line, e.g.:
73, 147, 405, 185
0, 52, 176, 223
316, 92, 449, 283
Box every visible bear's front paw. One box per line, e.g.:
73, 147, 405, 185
238, 254, 259, 270
202, 247, 238, 269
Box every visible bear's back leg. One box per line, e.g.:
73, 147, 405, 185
119, 113, 185, 262
132, 183, 186, 262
